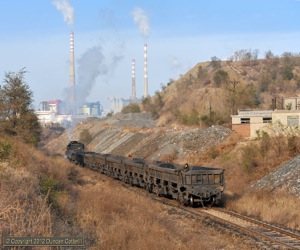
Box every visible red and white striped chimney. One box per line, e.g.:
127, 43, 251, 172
131, 59, 136, 100
143, 43, 148, 98
69, 31, 75, 104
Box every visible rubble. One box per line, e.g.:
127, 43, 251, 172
251, 155, 300, 197
44, 113, 232, 162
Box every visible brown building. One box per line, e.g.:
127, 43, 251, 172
231, 110, 272, 138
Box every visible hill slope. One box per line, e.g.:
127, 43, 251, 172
44, 113, 231, 163
146, 55, 300, 127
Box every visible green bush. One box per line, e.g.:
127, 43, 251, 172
282, 65, 294, 80
213, 70, 229, 87
0, 142, 11, 161
209, 149, 219, 159
39, 176, 59, 206
241, 143, 260, 174
121, 103, 141, 114
0, 69, 41, 146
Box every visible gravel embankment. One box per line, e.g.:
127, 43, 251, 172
251, 155, 300, 197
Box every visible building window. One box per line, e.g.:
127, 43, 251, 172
287, 116, 299, 127
241, 118, 250, 123
263, 117, 272, 123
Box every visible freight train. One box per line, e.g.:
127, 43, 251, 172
65, 141, 225, 207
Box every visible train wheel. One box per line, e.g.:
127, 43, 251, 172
179, 194, 189, 206
208, 196, 216, 207
146, 184, 152, 193
189, 196, 195, 207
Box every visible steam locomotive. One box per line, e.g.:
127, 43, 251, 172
66, 141, 225, 206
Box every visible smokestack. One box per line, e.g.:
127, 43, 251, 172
131, 59, 136, 100
144, 43, 148, 98
69, 31, 75, 106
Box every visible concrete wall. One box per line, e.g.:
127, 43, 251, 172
232, 117, 241, 124
250, 123, 270, 137
272, 110, 300, 127
251, 117, 263, 123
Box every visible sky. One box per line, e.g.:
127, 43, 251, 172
1, 0, 300, 111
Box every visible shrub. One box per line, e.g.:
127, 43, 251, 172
241, 143, 260, 173
0, 141, 11, 161
122, 103, 141, 114
209, 149, 219, 159
213, 70, 229, 87
258, 131, 271, 157
39, 176, 59, 206
282, 65, 294, 80
79, 128, 93, 145
287, 136, 300, 156
210, 56, 222, 70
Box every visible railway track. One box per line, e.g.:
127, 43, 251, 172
202, 207, 300, 249
120, 183, 300, 249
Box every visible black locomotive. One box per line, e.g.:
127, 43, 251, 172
65, 141, 225, 206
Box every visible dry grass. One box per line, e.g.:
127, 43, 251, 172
74, 168, 251, 250
0, 137, 252, 249
122, 126, 143, 133
0, 140, 53, 242
185, 133, 300, 231
0, 137, 81, 245
3, 132, 298, 248
226, 190, 300, 231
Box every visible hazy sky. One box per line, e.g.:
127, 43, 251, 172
1, 0, 300, 110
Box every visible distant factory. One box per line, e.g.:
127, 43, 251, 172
36, 31, 104, 127
36, 99, 103, 126
36, 29, 150, 122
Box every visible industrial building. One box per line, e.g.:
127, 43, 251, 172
36, 30, 148, 121
231, 110, 272, 137
36, 100, 103, 127
232, 97, 300, 137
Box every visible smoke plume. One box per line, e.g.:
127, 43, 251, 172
72, 44, 124, 108
52, 0, 74, 26
76, 45, 108, 106
131, 7, 150, 37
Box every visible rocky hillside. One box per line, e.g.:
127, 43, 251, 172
144, 53, 300, 127
44, 113, 231, 164
252, 155, 300, 197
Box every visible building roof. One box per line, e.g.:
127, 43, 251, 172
272, 109, 300, 113
232, 110, 273, 118
47, 99, 61, 105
